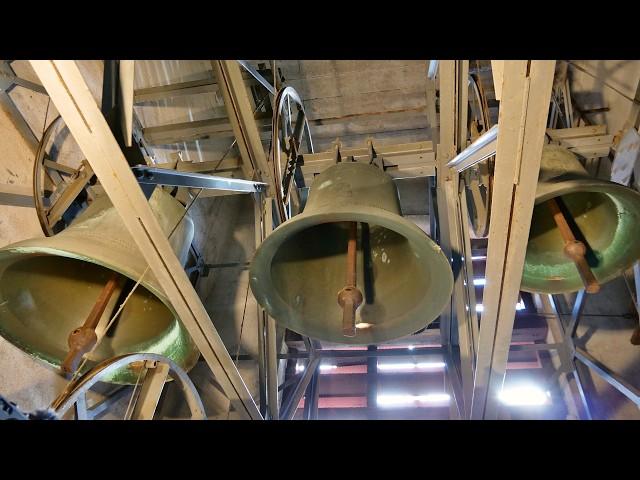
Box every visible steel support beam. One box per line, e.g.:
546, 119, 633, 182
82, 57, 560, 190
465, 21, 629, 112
280, 356, 321, 420
31, 60, 262, 420
436, 60, 476, 418
131, 165, 266, 193
366, 345, 378, 419
575, 348, 640, 406
263, 198, 279, 420
233, 346, 445, 361
447, 125, 498, 172
237, 60, 276, 96
545, 293, 592, 419
253, 193, 280, 420
86, 387, 130, 419
471, 60, 556, 420
302, 367, 320, 420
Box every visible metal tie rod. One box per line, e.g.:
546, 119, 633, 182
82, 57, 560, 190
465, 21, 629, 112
131, 166, 267, 193
446, 124, 498, 172
237, 61, 276, 96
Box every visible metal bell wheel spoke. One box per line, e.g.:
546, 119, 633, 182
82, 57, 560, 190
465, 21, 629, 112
51, 353, 206, 420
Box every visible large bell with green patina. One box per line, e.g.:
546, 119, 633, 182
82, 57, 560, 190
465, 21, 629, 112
522, 145, 640, 293
250, 161, 453, 345
0, 188, 200, 383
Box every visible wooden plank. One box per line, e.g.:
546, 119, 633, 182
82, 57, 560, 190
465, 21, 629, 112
490, 61, 504, 101
133, 69, 257, 103
302, 89, 427, 120
302, 162, 436, 186
311, 128, 430, 152
287, 60, 424, 79
119, 60, 134, 147
570, 145, 611, 158
300, 141, 435, 180
130, 362, 170, 420
547, 125, 607, 140
287, 63, 427, 101
176, 157, 243, 173
557, 134, 613, 148
143, 114, 271, 145
308, 110, 428, 139
134, 73, 217, 103
302, 141, 433, 164
30, 60, 262, 420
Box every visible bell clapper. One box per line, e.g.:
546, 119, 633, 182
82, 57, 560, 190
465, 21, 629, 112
61, 271, 122, 375
546, 197, 600, 294
337, 222, 364, 337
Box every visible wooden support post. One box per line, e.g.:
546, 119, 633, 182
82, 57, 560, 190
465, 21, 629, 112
436, 60, 475, 418
119, 60, 135, 147
471, 60, 556, 420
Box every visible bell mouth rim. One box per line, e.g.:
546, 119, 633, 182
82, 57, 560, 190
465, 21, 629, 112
523, 181, 640, 294
0, 247, 200, 380
535, 177, 640, 205
0, 244, 168, 306
249, 206, 454, 345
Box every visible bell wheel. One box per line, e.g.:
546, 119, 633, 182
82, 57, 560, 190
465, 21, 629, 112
270, 86, 314, 221
51, 353, 206, 420
464, 73, 494, 238
33, 115, 98, 236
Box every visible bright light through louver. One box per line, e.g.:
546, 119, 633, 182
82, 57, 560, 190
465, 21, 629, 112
319, 364, 337, 372
377, 362, 446, 371
498, 385, 550, 406
377, 393, 451, 407
476, 299, 525, 313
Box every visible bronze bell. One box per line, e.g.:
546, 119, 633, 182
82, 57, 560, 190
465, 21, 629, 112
522, 145, 640, 293
0, 188, 200, 383
250, 161, 454, 345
